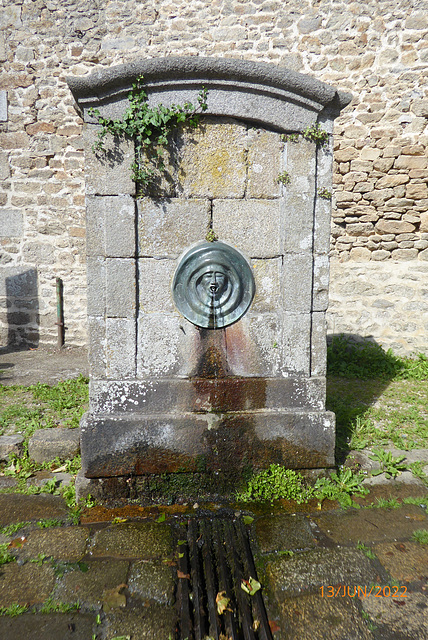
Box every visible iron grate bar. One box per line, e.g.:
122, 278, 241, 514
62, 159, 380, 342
212, 519, 239, 640
175, 517, 273, 640
177, 531, 193, 640
188, 518, 208, 640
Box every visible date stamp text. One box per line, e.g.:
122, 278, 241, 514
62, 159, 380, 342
320, 585, 408, 598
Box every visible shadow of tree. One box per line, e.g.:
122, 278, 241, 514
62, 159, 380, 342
325, 334, 428, 464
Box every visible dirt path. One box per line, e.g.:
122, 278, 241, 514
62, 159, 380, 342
0, 346, 89, 387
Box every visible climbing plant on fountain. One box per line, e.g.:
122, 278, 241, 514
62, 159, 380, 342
89, 74, 208, 190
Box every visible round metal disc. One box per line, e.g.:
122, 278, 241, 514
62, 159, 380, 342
172, 241, 255, 329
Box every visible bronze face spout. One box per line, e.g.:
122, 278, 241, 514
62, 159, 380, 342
172, 240, 255, 329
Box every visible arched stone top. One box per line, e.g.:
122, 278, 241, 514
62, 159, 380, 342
67, 57, 351, 131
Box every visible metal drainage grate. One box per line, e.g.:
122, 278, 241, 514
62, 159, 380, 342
176, 517, 273, 640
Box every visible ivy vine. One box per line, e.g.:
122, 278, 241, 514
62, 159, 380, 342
89, 75, 208, 187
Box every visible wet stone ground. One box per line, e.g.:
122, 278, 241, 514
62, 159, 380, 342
0, 347, 427, 638
0, 491, 426, 640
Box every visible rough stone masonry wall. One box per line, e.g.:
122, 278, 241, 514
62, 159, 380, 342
0, 0, 427, 353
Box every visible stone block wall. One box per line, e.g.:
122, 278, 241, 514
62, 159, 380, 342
0, 0, 427, 353
84, 115, 333, 384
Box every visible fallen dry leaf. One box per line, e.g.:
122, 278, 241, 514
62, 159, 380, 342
8, 536, 26, 549
269, 619, 281, 633
241, 576, 261, 596
163, 559, 177, 567
216, 591, 232, 615
177, 570, 190, 580
52, 464, 67, 473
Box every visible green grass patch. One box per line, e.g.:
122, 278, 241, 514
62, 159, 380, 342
327, 377, 428, 455
327, 337, 428, 455
0, 521, 32, 537
411, 529, 428, 544
30, 375, 89, 428
403, 495, 428, 508
0, 375, 88, 438
0, 542, 16, 565
38, 597, 80, 614
0, 604, 28, 617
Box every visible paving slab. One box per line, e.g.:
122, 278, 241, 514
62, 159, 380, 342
0, 562, 55, 607
0, 346, 88, 386
104, 605, 177, 640
255, 514, 318, 553
275, 592, 373, 640
0, 613, 96, 640
128, 559, 175, 605
312, 504, 428, 545
28, 427, 80, 463
90, 522, 173, 559
266, 548, 381, 598
362, 590, 428, 640
372, 540, 428, 583
0, 476, 18, 489
16, 526, 89, 562
0, 434, 24, 461
53, 558, 129, 608
363, 471, 426, 487
0, 493, 69, 527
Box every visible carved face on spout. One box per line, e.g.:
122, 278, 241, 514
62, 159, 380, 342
172, 241, 255, 329
197, 265, 229, 303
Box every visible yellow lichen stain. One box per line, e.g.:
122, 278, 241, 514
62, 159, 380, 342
178, 121, 247, 197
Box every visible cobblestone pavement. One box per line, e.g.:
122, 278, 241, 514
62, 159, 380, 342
0, 347, 427, 639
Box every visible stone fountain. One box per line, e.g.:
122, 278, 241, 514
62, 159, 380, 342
67, 58, 351, 500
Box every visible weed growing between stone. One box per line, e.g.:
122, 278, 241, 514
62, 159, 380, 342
313, 468, 369, 508
236, 465, 313, 503
0, 542, 15, 565
409, 461, 428, 485
38, 597, 80, 614
356, 541, 377, 559
411, 529, 428, 544
2, 451, 82, 494
235, 464, 368, 507
0, 598, 80, 618
276, 171, 291, 186
369, 449, 408, 479
317, 186, 332, 199
0, 521, 31, 537
36, 517, 62, 529
280, 122, 329, 147
0, 604, 28, 617
402, 495, 428, 509
89, 74, 208, 188
371, 497, 401, 509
